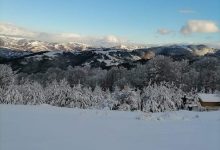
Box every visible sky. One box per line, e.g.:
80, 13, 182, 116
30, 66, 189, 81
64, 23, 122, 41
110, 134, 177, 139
0, 0, 220, 45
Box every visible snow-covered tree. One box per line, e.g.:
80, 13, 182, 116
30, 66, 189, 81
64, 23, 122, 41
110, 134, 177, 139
192, 57, 220, 91
80, 86, 93, 108
0, 87, 4, 103
103, 89, 115, 110
91, 85, 105, 109
0, 64, 16, 89
3, 85, 23, 104
69, 83, 91, 109
141, 84, 160, 112
141, 82, 185, 112
112, 86, 140, 111
45, 79, 72, 106
19, 81, 45, 105
85, 68, 107, 89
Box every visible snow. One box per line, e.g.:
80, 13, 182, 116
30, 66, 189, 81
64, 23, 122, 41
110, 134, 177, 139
0, 35, 89, 52
94, 50, 122, 66
0, 49, 32, 58
131, 55, 141, 60
43, 51, 63, 57
100, 59, 120, 66
198, 93, 220, 102
0, 104, 220, 150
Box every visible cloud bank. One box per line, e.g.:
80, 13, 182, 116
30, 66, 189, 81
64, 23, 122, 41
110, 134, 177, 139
0, 23, 125, 46
181, 20, 219, 35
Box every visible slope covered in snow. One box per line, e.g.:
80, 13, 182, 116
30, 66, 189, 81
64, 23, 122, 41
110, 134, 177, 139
0, 35, 89, 52
0, 104, 219, 150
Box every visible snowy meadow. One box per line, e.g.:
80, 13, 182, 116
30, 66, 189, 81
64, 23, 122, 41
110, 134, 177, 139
0, 104, 220, 150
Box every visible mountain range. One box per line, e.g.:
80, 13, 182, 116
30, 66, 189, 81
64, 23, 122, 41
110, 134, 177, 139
0, 35, 219, 73
0, 35, 218, 53
0, 24, 220, 73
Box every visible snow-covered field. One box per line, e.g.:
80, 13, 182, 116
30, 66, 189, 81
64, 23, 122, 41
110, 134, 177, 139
0, 104, 220, 150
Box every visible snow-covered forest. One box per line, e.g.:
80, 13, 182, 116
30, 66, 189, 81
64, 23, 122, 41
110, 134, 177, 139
2, 55, 219, 112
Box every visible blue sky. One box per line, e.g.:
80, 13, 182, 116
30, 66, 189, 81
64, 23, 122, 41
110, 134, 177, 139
0, 0, 220, 44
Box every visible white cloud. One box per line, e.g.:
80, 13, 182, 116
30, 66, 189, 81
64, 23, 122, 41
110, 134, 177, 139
179, 9, 196, 14
157, 28, 173, 35
181, 20, 219, 35
206, 41, 220, 49
0, 22, 126, 47
36, 33, 83, 43
102, 35, 121, 43
0, 22, 36, 37
59, 33, 81, 38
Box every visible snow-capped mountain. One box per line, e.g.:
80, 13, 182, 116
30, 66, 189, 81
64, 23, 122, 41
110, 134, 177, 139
0, 35, 217, 56
0, 35, 150, 53
1, 22, 216, 55
1, 43, 219, 73
145, 44, 217, 56
112, 44, 148, 51
1, 32, 219, 74
0, 35, 89, 52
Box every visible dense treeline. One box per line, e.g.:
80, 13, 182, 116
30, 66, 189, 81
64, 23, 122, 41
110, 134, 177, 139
1, 55, 219, 112
17, 55, 220, 92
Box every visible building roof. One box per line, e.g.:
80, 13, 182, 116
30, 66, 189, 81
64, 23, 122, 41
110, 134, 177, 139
198, 93, 220, 102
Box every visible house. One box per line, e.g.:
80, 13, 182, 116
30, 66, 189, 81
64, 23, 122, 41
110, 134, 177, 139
198, 93, 220, 109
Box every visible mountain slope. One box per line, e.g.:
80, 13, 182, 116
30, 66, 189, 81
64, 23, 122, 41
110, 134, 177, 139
1, 35, 219, 73
0, 35, 217, 55
0, 35, 89, 52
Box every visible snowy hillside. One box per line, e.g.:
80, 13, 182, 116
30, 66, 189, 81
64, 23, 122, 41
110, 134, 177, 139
0, 35, 89, 52
0, 35, 218, 56
0, 35, 148, 52
0, 104, 220, 150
